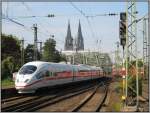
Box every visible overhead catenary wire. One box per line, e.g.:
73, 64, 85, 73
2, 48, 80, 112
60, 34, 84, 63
6, 2, 9, 17
3, 4, 59, 47
7, 13, 119, 20
68, 1, 97, 44
68, 0, 86, 17
9, 15, 51, 19
2, 13, 56, 47
21, 2, 65, 50
69, 1, 105, 53
3, 12, 50, 37
21, 2, 54, 38
68, 0, 118, 18
3, 3, 69, 52
3, 14, 25, 27
9, 2, 64, 48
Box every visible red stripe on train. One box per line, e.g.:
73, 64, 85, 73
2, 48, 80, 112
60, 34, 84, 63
15, 74, 101, 88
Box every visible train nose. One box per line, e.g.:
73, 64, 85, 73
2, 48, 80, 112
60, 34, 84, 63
15, 82, 27, 89
15, 76, 36, 94
15, 76, 31, 89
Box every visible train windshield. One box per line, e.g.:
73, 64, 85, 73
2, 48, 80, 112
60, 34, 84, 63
19, 65, 37, 75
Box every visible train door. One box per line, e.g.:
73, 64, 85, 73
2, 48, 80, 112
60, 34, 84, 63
44, 70, 54, 86
91, 70, 93, 79
35, 70, 47, 87
72, 67, 76, 81
98, 69, 100, 77
73, 67, 78, 81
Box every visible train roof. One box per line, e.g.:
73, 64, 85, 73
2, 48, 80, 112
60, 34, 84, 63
24, 61, 73, 70
24, 61, 48, 67
23, 61, 103, 71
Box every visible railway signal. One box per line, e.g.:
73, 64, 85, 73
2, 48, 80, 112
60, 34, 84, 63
119, 12, 126, 50
120, 12, 126, 21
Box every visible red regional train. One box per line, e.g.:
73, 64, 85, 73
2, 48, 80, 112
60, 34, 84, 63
15, 61, 104, 93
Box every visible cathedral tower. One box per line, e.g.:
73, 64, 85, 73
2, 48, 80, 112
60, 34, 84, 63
64, 20, 73, 50
76, 20, 84, 50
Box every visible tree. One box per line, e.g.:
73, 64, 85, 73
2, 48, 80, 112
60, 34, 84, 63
60, 54, 67, 62
43, 38, 65, 62
1, 34, 21, 79
43, 38, 56, 62
1, 34, 21, 65
24, 44, 40, 63
2, 56, 15, 79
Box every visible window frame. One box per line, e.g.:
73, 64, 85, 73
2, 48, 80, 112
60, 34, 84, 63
19, 65, 37, 75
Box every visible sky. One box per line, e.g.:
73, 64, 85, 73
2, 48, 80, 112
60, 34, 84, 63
2, 2, 148, 60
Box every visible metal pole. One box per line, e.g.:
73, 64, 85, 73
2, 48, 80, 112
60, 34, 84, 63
85, 54, 88, 65
126, 0, 138, 109
115, 42, 120, 75
33, 24, 38, 61
21, 38, 24, 66
134, 1, 139, 109
73, 52, 74, 65
83, 52, 85, 64
39, 42, 42, 60
125, 2, 129, 106
147, 2, 150, 107
143, 18, 148, 79
148, 0, 150, 82
142, 23, 145, 79
95, 53, 99, 66
122, 48, 126, 106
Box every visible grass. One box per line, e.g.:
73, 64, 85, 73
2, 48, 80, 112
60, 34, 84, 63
113, 102, 123, 111
1, 78, 15, 88
108, 80, 123, 112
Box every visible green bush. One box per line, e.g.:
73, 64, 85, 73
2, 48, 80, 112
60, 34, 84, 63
1, 78, 14, 88
128, 75, 142, 96
1, 56, 15, 80
113, 103, 122, 111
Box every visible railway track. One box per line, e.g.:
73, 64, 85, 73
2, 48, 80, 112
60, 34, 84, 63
27, 85, 97, 112
37, 82, 110, 112
71, 82, 108, 112
2, 77, 111, 112
1, 79, 101, 112
2, 95, 26, 103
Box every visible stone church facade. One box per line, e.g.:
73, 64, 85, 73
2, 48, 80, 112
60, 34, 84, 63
64, 20, 84, 51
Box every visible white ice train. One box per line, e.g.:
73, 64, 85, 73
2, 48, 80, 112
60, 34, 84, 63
15, 61, 104, 93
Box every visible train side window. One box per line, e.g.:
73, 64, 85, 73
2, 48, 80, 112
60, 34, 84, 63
36, 71, 44, 79
53, 72, 57, 76
46, 71, 56, 77
49, 72, 52, 76
45, 71, 50, 77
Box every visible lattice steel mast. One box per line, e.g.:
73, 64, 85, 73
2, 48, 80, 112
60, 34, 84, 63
126, 0, 139, 109
143, 18, 148, 80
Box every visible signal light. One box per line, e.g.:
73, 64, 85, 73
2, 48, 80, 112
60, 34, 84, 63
119, 21, 126, 47
120, 38, 126, 46
119, 12, 127, 49
122, 95, 126, 100
120, 12, 126, 21
119, 21, 126, 36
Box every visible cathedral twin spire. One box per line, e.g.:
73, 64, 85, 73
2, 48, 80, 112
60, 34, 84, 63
64, 20, 73, 50
64, 20, 84, 51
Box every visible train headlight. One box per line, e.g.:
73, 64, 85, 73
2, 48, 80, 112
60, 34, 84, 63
24, 79, 29, 83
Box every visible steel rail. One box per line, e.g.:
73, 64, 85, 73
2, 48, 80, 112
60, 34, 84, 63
2, 82, 96, 112
70, 82, 108, 112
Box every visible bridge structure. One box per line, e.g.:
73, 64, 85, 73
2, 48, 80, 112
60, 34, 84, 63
62, 50, 112, 75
